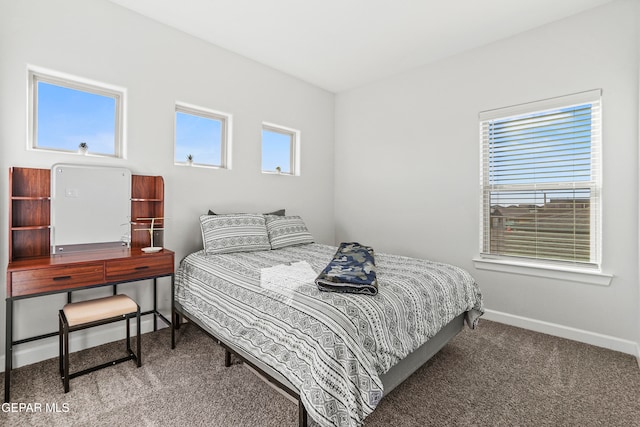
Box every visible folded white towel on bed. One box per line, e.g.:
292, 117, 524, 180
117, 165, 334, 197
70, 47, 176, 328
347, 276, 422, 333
259, 261, 317, 297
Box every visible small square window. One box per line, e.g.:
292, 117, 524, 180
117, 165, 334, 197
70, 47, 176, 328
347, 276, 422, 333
28, 67, 125, 158
175, 103, 231, 168
262, 123, 299, 175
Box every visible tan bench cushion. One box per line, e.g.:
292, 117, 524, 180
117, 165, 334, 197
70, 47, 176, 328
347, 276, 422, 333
63, 294, 137, 327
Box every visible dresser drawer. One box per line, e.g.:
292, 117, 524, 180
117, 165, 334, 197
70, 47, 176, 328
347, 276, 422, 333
105, 254, 174, 282
11, 263, 105, 297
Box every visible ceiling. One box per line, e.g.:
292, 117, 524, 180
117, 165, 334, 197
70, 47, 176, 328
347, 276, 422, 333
108, 0, 613, 93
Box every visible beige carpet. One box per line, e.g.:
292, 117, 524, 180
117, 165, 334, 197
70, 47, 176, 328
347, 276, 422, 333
2, 320, 639, 426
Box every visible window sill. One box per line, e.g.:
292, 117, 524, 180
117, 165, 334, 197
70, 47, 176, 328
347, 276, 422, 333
472, 257, 613, 286
174, 162, 227, 170
261, 171, 296, 176
29, 147, 121, 159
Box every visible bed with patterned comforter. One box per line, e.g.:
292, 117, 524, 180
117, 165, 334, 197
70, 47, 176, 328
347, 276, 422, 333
175, 243, 483, 427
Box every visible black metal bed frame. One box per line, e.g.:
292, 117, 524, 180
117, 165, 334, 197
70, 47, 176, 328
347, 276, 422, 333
171, 301, 308, 427
169, 293, 467, 427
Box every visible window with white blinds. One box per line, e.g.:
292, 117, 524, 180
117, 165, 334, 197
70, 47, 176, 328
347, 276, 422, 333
479, 90, 602, 268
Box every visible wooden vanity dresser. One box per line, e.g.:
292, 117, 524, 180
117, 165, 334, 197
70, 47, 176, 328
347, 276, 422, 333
4, 167, 175, 402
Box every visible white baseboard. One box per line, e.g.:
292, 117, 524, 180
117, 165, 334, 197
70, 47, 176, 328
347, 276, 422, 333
483, 309, 639, 358
0, 317, 161, 372
4, 310, 637, 371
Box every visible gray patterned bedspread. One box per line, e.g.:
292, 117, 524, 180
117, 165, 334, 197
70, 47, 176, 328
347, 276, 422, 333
175, 243, 483, 427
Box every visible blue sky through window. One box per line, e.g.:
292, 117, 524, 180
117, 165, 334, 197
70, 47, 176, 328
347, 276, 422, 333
488, 104, 592, 187
175, 111, 222, 165
262, 129, 292, 173
488, 104, 592, 207
37, 81, 116, 155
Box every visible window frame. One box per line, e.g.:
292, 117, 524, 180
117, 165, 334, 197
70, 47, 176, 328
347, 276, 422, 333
174, 102, 232, 169
478, 90, 603, 275
261, 122, 300, 176
28, 66, 126, 158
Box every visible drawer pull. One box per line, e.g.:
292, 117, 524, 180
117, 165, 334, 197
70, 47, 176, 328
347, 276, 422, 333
53, 275, 72, 281
134, 266, 150, 270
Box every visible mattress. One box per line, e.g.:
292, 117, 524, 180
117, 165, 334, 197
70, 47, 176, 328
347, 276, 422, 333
175, 243, 483, 427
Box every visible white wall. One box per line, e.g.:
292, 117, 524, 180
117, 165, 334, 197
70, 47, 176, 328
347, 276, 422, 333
637, 0, 640, 360
335, 0, 639, 353
1, 0, 637, 372
0, 0, 334, 367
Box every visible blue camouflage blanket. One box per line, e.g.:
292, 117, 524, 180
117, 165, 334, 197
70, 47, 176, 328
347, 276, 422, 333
315, 242, 378, 295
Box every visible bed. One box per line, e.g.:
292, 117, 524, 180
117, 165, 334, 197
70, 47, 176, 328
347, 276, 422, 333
172, 214, 483, 427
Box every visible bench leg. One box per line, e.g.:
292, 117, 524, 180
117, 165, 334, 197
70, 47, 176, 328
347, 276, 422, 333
126, 317, 131, 353
58, 313, 64, 377
136, 308, 141, 367
63, 322, 70, 393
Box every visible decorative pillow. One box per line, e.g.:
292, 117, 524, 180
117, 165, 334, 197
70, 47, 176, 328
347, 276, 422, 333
265, 215, 314, 249
200, 214, 271, 254
207, 209, 285, 216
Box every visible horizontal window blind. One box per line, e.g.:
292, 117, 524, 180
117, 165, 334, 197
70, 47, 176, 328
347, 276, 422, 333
480, 90, 601, 267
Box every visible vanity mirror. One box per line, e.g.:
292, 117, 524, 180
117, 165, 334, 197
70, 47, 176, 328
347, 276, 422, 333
50, 163, 132, 254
